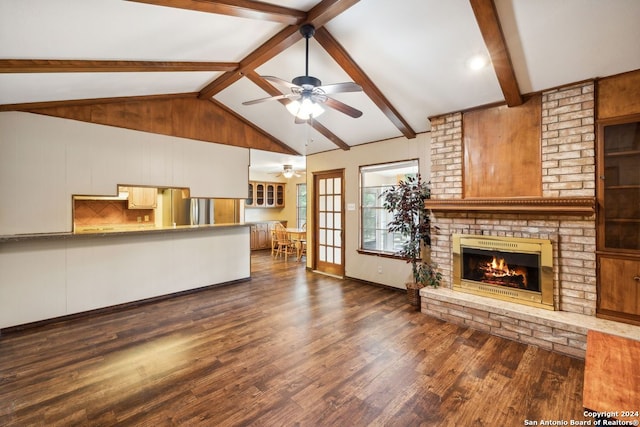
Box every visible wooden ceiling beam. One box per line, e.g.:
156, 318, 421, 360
207, 96, 301, 155
197, 0, 361, 100
470, 0, 522, 107
126, 0, 306, 25
0, 59, 238, 73
198, 26, 301, 99
0, 93, 199, 112
245, 71, 350, 151
313, 27, 416, 139
308, 119, 350, 151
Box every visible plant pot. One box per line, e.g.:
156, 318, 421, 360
406, 283, 421, 310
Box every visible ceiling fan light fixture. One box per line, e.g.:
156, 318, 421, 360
282, 165, 294, 178
286, 97, 324, 120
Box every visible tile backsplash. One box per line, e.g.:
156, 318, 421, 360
74, 200, 155, 227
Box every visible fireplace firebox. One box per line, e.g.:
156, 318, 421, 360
452, 235, 554, 310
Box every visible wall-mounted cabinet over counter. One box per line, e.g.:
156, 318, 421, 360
120, 186, 158, 209
246, 181, 285, 208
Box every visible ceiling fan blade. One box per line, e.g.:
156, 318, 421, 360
262, 75, 301, 89
316, 82, 362, 94
323, 97, 363, 118
242, 93, 296, 106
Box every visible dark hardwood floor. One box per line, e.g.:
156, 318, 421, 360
0, 251, 589, 426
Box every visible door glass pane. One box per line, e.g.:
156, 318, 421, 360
327, 248, 334, 263
319, 212, 326, 228
319, 195, 326, 211
327, 213, 333, 228
326, 178, 333, 194
319, 245, 326, 262
320, 179, 326, 194
334, 247, 342, 265
327, 230, 333, 245
334, 213, 341, 229
334, 230, 341, 246
334, 177, 341, 194
327, 195, 334, 211
319, 229, 326, 245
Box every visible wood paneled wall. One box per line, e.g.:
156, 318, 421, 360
462, 95, 542, 198
598, 69, 640, 119
25, 96, 296, 155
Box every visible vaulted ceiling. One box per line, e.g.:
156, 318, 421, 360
1, 0, 640, 171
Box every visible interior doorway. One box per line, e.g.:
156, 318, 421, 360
313, 169, 345, 277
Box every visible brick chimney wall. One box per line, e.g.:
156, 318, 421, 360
428, 81, 596, 316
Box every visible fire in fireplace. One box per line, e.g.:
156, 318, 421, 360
462, 248, 540, 291
452, 235, 554, 310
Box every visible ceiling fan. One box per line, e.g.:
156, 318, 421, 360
242, 24, 363, 122
273, 164, 305, 179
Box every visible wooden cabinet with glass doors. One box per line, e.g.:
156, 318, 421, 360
245, 181, 285, 208
597, 115, 640, 325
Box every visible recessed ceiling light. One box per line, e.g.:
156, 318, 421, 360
468, 54, 489, 70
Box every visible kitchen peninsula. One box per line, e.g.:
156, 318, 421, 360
0, 112, 251, 330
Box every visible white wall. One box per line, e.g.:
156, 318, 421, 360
0, 112, 249, 235
306, 133, 431, 288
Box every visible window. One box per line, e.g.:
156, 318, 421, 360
296, 183, 307, 229
360, 160, 419, 255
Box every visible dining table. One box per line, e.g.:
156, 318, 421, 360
285, 228, 306, 261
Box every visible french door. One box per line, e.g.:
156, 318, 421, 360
314, 169, 345, 277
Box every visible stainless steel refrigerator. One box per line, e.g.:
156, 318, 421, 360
163, 188, 238, 226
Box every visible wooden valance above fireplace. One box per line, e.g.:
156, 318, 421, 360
425, 196, 596, 215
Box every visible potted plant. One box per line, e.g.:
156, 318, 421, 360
381, 174, 441, 307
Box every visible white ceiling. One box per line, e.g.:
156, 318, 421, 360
1, 0, 640, 173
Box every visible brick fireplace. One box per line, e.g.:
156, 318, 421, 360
421, 81, 604, 359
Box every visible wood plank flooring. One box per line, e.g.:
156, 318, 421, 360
0, 251, 590, 426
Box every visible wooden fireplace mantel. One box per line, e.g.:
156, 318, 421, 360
424, 197, 596, 215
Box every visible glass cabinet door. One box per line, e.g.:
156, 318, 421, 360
266, 184, 275, 206
600, 119, 640, 251
276, 184, 285, 207
256, 183, 265, 206
246, 183, 254, 206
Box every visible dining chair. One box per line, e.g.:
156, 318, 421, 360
297, 223, 307, 260
271, 222, 286, 256
274, 227, 295, 261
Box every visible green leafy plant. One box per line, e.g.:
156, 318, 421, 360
381, 174, 440, 288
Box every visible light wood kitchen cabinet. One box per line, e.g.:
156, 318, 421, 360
250, 223, 269, 250
127, 187, 158, 209
596, 115, 640, 325
249, 221, 286, 250
246, 181, 285, 208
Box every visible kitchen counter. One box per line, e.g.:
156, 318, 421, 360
0, 223, 249, 243
1, 222, 251, 329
